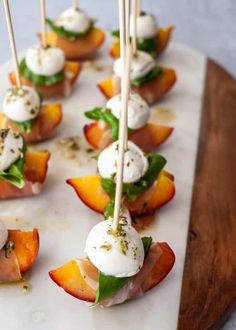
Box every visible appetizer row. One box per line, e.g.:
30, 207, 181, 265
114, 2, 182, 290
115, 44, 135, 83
0, 0, 177, 308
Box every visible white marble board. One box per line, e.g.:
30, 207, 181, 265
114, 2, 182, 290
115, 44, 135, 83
0, 37, 206, 330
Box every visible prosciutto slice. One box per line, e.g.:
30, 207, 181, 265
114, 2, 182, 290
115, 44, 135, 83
0, 180, 42, 199
0, 249, 21, 283
100, 243, 163, 307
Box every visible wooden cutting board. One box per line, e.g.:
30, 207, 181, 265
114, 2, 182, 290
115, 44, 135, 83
178, 59, 236, 330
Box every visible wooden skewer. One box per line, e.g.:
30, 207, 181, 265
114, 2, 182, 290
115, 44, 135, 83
125, 0, 131, 46
40, 0, 47, 48
137, 0, 140, 16
119, 0, 126, 68
124, 0, 130, 150
132, 0, 139, 56
3, 0, 21, 88
112, 43, 132, 231
72, 0, 78, 10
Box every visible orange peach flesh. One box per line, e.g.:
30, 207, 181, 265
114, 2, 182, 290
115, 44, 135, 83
9, 61, 81, 99
97, 68, 177, 105
49, 242, 175, 303
46, 28, 105, 60
84, 121, 173, 153
7, 229, 39, 273
0, 104, 62, 144
109, 26, 174, 59
67, 171, 175, 216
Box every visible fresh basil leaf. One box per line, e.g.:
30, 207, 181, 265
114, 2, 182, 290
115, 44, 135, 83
111, 30, 120, 38
0, 151, 25, 189
142, 237, 152, 256
137, 37, 157, 54
124, 153, 167, 201
131, 67, 163, 87
95, 272, 130, 304
85, 107, 133, 141
46, 18, 93, 40
95, 236, 152, 304
111, 30, 157, 55
19, 58, 64, 87
101, 177, 116, 199
36, 90, 43, 103
12, 118, 35, 133
104, 200, 115, 219
102, 154, 166, 202
85, 107, 119, 141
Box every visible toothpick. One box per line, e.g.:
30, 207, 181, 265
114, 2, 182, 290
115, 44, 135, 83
132, 0, 139, 56
119, 0, 125, 66
3, 0, 21, 88
72, 0, 78, 10
40, 0, 47, 48
112, 44, 132, 231
124, 0, 130, 150
125, 0, 130, 46
137, 0, 140, 16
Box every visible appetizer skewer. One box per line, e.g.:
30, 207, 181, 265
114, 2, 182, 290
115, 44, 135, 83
9, 0, 81, 99
45, 0, 105, 60
50, 1, 175, 305
1, 87, 62, 144
99, 0, 176, 105
67, 140, 175, 216
98, 50, 176, 105
110, 15, 173, 59
2, 0, 62, 143
0, 128, 50, 199
84, 92, 173, 153
0, 219, 39, 283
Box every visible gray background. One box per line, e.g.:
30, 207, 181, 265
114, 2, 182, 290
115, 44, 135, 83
0, 0, 235, 329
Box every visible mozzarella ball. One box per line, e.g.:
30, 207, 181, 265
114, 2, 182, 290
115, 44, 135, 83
55, 7, 91, 33
25, 45, 65, 76
3, 86, 40, 122
85, 219, 144, 277
0, 129, 24, 171
106, 93, 150, 129
114, 50, 155, 80
97, 140, 148, 183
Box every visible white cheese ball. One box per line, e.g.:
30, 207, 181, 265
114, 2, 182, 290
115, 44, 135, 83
97, 140, 148, 183
25, 45, 65, 76
0, 219, 8, 250
106, 93, 150, 129
130, 13, 158, 39
0, 129, 24, 172
114, 50, 155, 80
3, 86, 40, 122
55, 7, 91, 33
85, 219, 144, 277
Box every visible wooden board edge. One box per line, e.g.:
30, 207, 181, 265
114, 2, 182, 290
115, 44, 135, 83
178, 59, 236, 330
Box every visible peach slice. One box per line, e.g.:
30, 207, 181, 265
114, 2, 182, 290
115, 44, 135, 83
66, 171, 175, 216
7, 229, 39, 273
109, 26, 174, 59
97, 68, 177, 105
46, 28, 105, 60
49, 259, 98, 302
9, 61, 81, 99
67, 176, 110, 214
0, 104, 62, 144
24, 151, 50, 183
84, 121, 173, 153
0, 151, 50, 199
49, 242, 175, 303
156, 26, 174, 57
